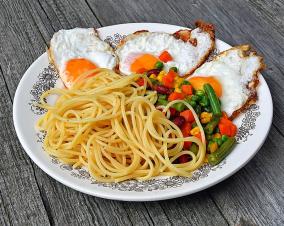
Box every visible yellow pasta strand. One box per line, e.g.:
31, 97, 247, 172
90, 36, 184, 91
37, 68, 206, 182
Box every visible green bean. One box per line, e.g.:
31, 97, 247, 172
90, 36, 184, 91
203, 83, 222, 117
204, 116, 220, 134
208, 137, 236, 165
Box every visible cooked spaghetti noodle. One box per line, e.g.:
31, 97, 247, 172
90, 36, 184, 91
37, 68, 206, 182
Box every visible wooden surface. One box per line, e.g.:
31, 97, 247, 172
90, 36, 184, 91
0, 0, 283, 225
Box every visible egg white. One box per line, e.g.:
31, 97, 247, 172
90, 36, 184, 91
192, 47, 262, 116
50, 28, 117, 74
115, 29, 212, 76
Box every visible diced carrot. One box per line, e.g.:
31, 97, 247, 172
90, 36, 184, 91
159, 50, 173, 63
168, 92, 185, 101
179, 154, 189, 163
194, 132, 202, 141
181, 122, 191, 136
222, 111, 228, 119
181, 85, 193, 95
219, 123, 230, 136
162, 70, 177, 88
163, 79, 174, 88
230, 123, 237, 137
136, 68, 147, 74
220, 117, 232, 125
218, 116, 238, 137
180, 110, 195, 123
136, 78, 145, 86
167, 70, 177, 79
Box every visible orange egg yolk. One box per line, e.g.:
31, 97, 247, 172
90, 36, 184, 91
189, 76, 223, 97
65, 58, 97, 84
130, 54, 158, 73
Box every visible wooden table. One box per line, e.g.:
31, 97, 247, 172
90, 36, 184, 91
0, 0, 283, 225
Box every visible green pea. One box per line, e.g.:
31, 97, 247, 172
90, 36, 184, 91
158, 94, 167, 100
189, 143, 198, 155
154, 61, 164, 70
191, 95, 200, 102
206, 134, 213, 141
200, 96, 209, 107
221, 135, 228, 142
173, 102, 185, 112
213, 138, 223, 146
186, 99, 196, 108
181, 80, 191, 86
195, 90, 205, 97
170, 67, 178, 72
194, 105, 202, 115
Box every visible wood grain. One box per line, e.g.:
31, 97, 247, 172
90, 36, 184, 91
0, 68, 50, 225
0, 0, 283, 225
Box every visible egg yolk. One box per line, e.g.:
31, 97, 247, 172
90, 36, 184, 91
65, 58, 97, 83
130, 54, 158, 73
189, 76, 222, 97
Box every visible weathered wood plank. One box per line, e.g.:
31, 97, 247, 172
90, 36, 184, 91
0, 0, 169, 225
0, 69, 50, 225
162, 0, 284, 225
210, 126, 284, 225
1, 0, 283, 225
166, 0, 284, 132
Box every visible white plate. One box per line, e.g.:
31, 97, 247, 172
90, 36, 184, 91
13, 23, 273, 201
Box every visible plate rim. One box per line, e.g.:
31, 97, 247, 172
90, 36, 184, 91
13, 22, 273, 201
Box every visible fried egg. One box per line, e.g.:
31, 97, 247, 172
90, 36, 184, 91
49, 28, 117, 88
191, 45, 264, 119
115, 21, 215, 76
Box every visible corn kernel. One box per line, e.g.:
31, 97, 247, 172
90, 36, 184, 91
175, 87, 181, 93
190, 127, 200, 136
177, 78, 184, 84
149, 74, 157, 79
213, 133, 221, 139
200, 112, 213, 124
208, 142, 218, 153
157, 71, 166, 82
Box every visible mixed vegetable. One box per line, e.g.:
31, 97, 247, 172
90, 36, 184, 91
135, 56, 237, 166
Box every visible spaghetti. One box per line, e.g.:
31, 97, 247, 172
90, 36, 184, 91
37, 68, 206, 182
